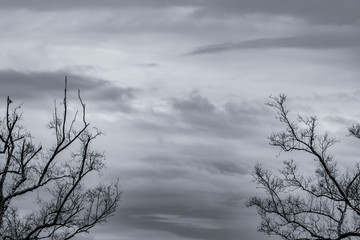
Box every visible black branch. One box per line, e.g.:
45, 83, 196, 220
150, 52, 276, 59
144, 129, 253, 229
247, 94, 360, 240
0, 77, 121, 240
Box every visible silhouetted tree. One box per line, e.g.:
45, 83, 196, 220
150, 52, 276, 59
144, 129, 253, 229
0, 78, 121, 240
247, 94, 360, 240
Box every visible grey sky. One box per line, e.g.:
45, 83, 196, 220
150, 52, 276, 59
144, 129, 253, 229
0, 1, 359, 240
188, 32, 360, 55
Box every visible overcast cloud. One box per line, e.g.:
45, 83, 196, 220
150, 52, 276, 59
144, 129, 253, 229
189, 32, 360, 55
0, 1, 359, 240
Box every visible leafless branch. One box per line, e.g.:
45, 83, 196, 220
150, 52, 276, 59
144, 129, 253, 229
248, 94, 360, 240
0, 77, 121, 240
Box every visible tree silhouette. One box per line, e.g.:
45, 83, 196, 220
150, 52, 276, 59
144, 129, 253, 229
0, 78, 121, 240
247, 94, 360, 240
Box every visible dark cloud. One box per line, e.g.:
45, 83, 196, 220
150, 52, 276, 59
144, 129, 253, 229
106, 190, 247, 240
176, 143, 250, 175
117, 214, 242, 240
188, 33, 360, 55
0, 70, 136, 112
0, 0, 196, 11
139, 151, 248, 179
97, 109, 261, 239
194, 0, 360, 25
209, 161, 246, 175
93, 206, 274, 240
172, 91, 216, 113
1, 0, 359, 26
134, 92, 266, 139
168, 91, 268, 139
137, 63, 158, 68
95, 175, 270, 239
133, 91, 270, 140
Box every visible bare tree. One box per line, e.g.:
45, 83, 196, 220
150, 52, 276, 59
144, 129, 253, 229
0, 78, 121, 240
247, 94, 360, 240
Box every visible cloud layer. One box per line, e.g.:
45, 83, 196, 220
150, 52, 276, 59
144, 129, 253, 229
1, 1, 359, 240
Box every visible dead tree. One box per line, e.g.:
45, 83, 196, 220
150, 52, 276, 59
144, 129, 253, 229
247, 94, 360, 240
0, 78, 121, 240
